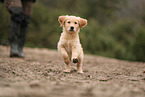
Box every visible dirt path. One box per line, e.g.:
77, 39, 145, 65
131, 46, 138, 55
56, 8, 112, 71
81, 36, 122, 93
0, 45, 145, 97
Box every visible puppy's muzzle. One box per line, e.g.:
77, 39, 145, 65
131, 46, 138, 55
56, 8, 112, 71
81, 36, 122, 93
70, 26, 74, 31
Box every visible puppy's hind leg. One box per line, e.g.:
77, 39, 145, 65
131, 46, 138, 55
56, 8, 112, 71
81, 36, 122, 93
59, 47, 71, 73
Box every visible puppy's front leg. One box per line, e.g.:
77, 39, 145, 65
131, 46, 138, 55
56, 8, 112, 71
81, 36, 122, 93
59, 47, 71, 72
72, 46, 80, 63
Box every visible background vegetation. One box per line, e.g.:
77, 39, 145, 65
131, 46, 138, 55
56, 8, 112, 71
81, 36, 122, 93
0, 0, 145, 62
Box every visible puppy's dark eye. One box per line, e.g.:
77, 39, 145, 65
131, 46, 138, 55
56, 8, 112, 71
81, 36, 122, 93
75, 22, 77, 24
68, 21, 70, 23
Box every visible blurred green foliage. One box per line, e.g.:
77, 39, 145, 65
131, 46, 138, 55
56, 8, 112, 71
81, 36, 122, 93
132, 27, 145, 61
0, 0, 145, 62
0, 4, 9, 45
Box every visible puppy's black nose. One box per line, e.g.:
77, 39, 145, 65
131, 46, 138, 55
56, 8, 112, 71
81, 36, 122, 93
70, 26, 74, 30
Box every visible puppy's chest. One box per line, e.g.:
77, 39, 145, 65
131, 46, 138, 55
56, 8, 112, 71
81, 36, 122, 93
64, 41, 72, 52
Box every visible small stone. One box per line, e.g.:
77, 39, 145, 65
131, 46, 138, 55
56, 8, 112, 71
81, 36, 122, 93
42, 72, 48, 76
86, 75, 92, 78
142, 78, 145, 80
50, 76, 56, 81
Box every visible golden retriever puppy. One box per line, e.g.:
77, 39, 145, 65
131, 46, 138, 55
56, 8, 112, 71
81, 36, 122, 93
57, 15, 87, 73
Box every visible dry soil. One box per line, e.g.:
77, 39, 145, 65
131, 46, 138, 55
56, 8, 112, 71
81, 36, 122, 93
0, 45, 145, 97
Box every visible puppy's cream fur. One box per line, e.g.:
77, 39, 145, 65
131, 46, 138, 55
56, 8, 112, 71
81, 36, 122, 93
57, 15, 87, 73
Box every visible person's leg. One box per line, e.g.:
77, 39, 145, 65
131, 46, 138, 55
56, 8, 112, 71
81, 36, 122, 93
4, 0, 24, 57
18, 0, 34, 57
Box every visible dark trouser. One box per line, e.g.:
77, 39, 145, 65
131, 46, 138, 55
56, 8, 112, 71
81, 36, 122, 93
4, 0, 34, 57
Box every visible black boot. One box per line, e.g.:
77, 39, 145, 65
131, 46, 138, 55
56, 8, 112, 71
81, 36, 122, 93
18, 25, 27, 58
9, 21, 21, 57
18, 15, 31, 58
8, 6, 26, 58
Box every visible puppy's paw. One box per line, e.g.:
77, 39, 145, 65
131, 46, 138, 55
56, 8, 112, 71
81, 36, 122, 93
77, 71, 84, 74
63, 70, 71, 73
73, 58, 78, 63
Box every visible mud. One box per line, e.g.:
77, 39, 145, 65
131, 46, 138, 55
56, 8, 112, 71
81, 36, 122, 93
0, 45, 145, 97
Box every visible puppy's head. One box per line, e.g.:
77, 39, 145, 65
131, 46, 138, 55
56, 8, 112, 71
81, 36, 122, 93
58, 15, 87, 33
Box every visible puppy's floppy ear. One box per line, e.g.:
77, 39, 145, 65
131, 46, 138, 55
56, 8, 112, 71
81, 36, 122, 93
79, 18, 87, 29
58, 16, 66, 27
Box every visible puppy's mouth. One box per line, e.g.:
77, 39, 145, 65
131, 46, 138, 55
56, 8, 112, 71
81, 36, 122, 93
69, 29, 74, 31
